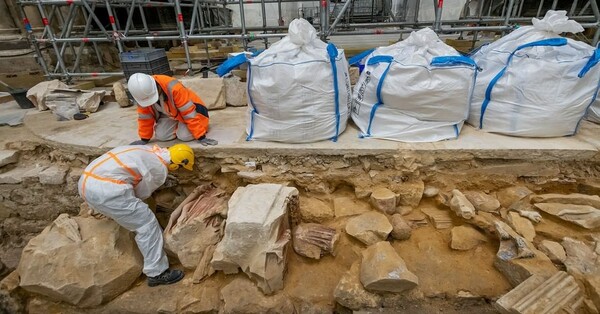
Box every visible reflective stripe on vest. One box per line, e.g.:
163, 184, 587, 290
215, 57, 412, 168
81, 147, 168, 201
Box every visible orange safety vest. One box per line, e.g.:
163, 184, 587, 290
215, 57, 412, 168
137, 75, 209, 140
80, 146, 169, 201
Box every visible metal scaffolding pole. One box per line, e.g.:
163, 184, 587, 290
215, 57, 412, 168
16, 0, 600, 79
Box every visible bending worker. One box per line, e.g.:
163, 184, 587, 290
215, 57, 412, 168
128, 73, 218, 146
78, 143, 195, 286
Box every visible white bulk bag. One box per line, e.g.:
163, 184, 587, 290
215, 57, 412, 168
469, 10, 600, 137
351, 28, 478, 142
219, 18, 351, 143
588, 94, 600, 124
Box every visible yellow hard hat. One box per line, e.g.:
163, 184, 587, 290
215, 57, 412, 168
168, 144, 195, 171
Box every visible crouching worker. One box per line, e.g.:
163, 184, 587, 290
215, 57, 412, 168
78, 144, 195, 286
128, 73, 218, 146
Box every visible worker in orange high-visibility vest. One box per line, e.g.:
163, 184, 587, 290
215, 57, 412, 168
78, 144, 194, 287
127, 73, 218, 146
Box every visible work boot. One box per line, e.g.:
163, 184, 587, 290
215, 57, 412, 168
147, 269, 184, 287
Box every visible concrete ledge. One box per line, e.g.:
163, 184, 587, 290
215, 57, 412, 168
21, 101, 600, 161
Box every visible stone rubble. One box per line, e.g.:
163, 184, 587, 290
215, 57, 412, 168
360, 241, 419, 293
163, 185, 227, 271
449, 190, 476, 219
493, 221, 557, 286
345, 211, 392, 245
537, 240, 567, 264
532, 193, 600, 208
17, 215, 142, 307
223, 76, 247, 107
299, 197, 334, 223
450, 225, 488, 251
534, 203, 600, 229
179, 77, 227, 110
464, 191, 500, 213
390, 214, 412, 241
333, 261, 382, 311
507, 212, 536, 242
112, 81, 132, 108
392, 179, 424, 208
0, 150, 18, 168
38, 166, 68, 185
423, 186, 439, 198
333, 196, 370, 217
220, 277, 295, 314
211, 184, 297, 294
421, 206, 453, 229
495, 271, 583, 314
369, 187, 397, 214
561, 237, 599, 282
178, 287, 221, 314
292, 223, 338, 259
496, 186, 533, 208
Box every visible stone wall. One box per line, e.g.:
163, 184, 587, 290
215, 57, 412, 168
1, 139, 599, 270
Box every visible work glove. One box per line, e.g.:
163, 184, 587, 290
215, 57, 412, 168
163, 174, 179, 188
198, 137, 218, 146
130, 139, 149, 145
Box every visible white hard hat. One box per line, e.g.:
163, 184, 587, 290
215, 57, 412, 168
127, 73, 158, 107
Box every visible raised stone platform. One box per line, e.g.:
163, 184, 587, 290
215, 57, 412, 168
19, 101, 600, 161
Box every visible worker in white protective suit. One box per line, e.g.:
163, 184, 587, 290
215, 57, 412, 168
78, 143, 195, 287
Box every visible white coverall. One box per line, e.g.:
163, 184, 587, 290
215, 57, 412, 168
78, 145, 171, 277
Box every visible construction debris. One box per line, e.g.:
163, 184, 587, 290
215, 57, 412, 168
421, 206, 453, 229
0, 150, 18, 168
299, 197, 334, 223
507, 212, 536, 242
390, 214, 412, 241
333, 196, 370, 217
534, 203, 600, 229
334, 262, 382, 311
532, 193, 600, 208
493, 221, 557, 286
496, 186, 533, 208
449, 189, 476, 219
345, 211, 392, 245
360, 241, 419, 293
163, 184, 227, 279
450, 225, 488, 251
464, 191, 500, 213
370, 187, 397, 214
537, 240, 567, 264
292, 223, 338, 259
495, 271, 582, 314
112, 81, 132, 108
17, 215, 142, 307
211, 184, 297, 294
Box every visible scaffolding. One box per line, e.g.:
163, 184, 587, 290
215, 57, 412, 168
16, 0, 600, 80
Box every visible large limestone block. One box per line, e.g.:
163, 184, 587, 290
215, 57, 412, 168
534, 203, 600, 229
220, 277, 295, 314
179, 77, 226, 110
370, 187, 397, 214
299, 197, 334, 223
392, 179, 424, 207
334, 262, 382, 310
538, 240, 567, 264
495, 271, 582, 314
450, 225, 488, 250
561, 237, 599, 282
360, 241, 418, 293
449, 189, 475, 219
507, 212, 536, 242
493, 221, 556, 287
211, 184, 298, 294
345, 211, 392, 245
0, 150, 18, 168
164, 184, 227, 269
333, 196, 370, 217
223, 76, 247, 107
497, 186, 533, 208
532, 193, 600, 208
17, 214, 142, 307
464, 191, 500, 213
